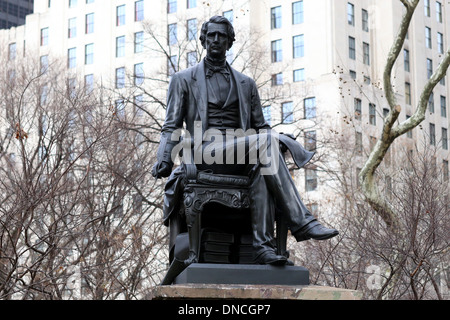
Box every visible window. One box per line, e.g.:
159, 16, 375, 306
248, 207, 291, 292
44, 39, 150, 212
135, 0, 144, 21
69, 0, 77, 8
40, 55, 49, 74
404, 49, 410, 72
406, 115, 413, 138
305, 131, 316, 151
271, 6, 282, 29
304, 97, 316, 119
430, 123, 436, 145
68, 78, 77, 99
293, 34, 305, 58
134, 95, 144, 117
292, 1, 304, 24
262, 106, 271, 125
168, 55, 178, 76
362, 9, 369, 32
85, 13, 94, 34
116, 67, 125, 88
134, 63, 144, 85
134, 31, 144, 53
369, 136, 377, 150
40, 114, 49, 137
68, 47, 76, 68
305, 168, 318, 191
354, 98, 362, 120
429, 92, 435, 113
117, 5, 125, 26
350, 70, 356, 79
424, 0, 431, 17
385, 176, 392, 198
347, 3, 355, 26
363, 42, 370, 65
293, 69, 305, 82
40, 85, 49, 105
226, 48, 234, 63
271, 73, 283, 86
116, 36, 125, 57
168, 0, 177, 13
425, 27, 432, 48
187, 18, 197, 41
85, 74, 94, 94
369, 103, 376, 125
442, 128, 448, 150
41, 27, 49, 46
115, 99, 125, 120
8, 69, 16, 84
282, 102, 294, 123
223, 10, 233, 24
168, 23, 177, 45
405, 82, 411, 105
427, 59, 433, 79
8, 43, 16, 60
436, 2, 442, 23
437, 32, 444, 54
349, 36, 355, 59
356, 168, 362, 187
68, 18, 76, 38
444, 160, 449, 181
383, 108, 390, 118
86, 0, 94, 4
271, 40, 282, 62
85, 43, 94, 65
187, 51, 197, 67
132, 193, 143, 214
187, 0, 196, 9
355, 132, 362, 154
441, 96, 447, 118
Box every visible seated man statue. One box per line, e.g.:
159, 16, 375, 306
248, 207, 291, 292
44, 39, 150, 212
152, 16, 338, 266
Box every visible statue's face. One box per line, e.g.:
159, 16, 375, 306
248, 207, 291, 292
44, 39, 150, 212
205, 23, 229, 59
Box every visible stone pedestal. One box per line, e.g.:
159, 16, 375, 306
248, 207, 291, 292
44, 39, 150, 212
151, 263, 362, 301
174, 263, 309, 286
150, 283, 362, 300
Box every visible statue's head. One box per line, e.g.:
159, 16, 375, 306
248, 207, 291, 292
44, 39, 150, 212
200, 16, 235, 59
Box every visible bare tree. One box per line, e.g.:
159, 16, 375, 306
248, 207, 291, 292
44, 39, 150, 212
0, 51, 166, 299
359, 0, 450, 228
289, 132, 449, 299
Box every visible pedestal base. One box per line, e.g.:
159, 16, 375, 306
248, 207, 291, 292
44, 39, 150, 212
174, 263, 309, 286
150, 283, 362, 300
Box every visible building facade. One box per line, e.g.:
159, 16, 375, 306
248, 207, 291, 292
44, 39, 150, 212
0, 0, 448, 216
0, 0, 34, 29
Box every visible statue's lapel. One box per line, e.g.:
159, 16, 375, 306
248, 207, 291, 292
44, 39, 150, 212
229, 65, 249, 131
192, 61, 208, 131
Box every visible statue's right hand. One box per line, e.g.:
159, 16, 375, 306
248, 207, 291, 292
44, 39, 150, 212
151, 161, 172, 179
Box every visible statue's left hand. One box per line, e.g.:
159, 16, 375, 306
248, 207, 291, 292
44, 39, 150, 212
151, 161, 172, 179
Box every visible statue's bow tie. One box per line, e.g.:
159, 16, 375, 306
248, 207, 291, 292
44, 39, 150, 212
206, 66, 230, 81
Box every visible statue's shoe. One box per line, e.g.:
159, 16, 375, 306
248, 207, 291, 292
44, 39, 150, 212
255, 251, 287, 266
293, 224, 339, 242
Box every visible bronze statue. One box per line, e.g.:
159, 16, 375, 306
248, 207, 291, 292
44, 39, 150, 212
153, 16, 338, 273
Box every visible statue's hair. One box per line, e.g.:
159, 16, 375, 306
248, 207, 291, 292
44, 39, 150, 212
199, 15, 236, 49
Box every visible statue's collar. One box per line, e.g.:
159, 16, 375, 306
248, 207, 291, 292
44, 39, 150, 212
204, 56, 227, 69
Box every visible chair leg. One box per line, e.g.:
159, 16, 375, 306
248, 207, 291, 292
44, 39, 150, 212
276, 210, 288, 258
184, 205, 201, 266
160, 258, 187, 285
